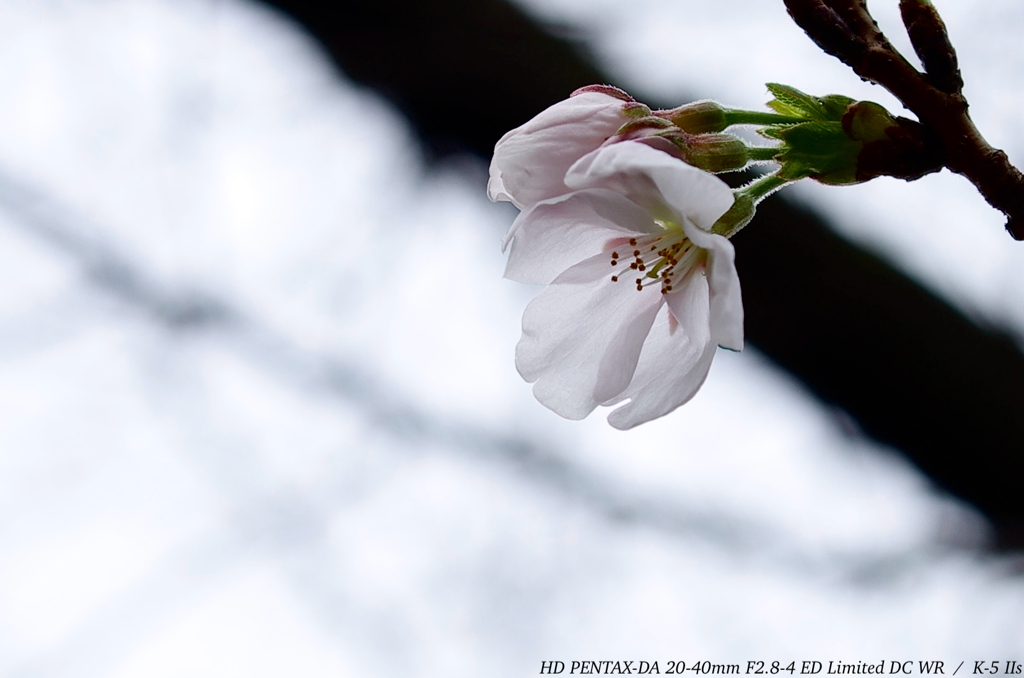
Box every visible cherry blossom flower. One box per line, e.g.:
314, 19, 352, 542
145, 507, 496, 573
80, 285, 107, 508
503, 141, 742, 429
487, 87, 638, 210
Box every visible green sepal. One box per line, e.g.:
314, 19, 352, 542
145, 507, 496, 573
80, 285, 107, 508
765, 83, 854, 123
818, 94, 857, 119
757, 126, 787, 140
755, 84, 918, 185
772, 121, 863, 184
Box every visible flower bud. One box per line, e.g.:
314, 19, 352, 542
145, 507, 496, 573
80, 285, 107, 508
842, 101, 898, 143
900, 0, 963, 93
571, 84, 636, 103
659, 100, 729, 134
612, 116, 676, 140
848, 105, 945, 183
711, 191, 757, 237
683, 133, 749, 173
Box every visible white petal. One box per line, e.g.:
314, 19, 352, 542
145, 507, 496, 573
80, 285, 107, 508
503, 189, 654, 285
680, 218, 744, 351
605, 270, 716, 430
516, 254, 663, 419
566, 142, 735, 229
487, 161, 516, 208
488, 93, 627, 209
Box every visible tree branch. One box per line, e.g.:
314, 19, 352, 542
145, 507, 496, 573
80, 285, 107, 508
784, 0, 1024, 240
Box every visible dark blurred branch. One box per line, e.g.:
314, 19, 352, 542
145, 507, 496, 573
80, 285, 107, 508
259, 0, 1024, 546
784, 0, 1024, 239
273, 0, 605, 157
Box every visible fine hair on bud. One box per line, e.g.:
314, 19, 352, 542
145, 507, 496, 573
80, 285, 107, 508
685, 133, 749, 173
660, 101, 728, 134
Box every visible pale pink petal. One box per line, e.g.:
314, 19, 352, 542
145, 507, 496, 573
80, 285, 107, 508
498, 133, 744, 427
503, 189, 654, 285
487, 162, 514, 206
681, 218, 744, 351
488, 93, 627, 209
516, 254, 663, 419
604, 270, 715, 430
566, 142, 734, 228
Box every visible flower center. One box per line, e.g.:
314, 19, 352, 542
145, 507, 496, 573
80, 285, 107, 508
608, 221, 704, 294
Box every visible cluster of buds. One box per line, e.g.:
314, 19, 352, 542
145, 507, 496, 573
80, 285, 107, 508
573, 85, 771, 176
572, 83, 944, 210
602, 100, 751, 175
757, 83, 944, 184
490, 81, 955, 245
604, 82, 945, 189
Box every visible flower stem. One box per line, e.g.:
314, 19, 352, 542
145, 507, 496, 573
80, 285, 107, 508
723, 109, 805, 127
746, 146, 781, 162
711, 172, 793, 238
740, 172, 791, 205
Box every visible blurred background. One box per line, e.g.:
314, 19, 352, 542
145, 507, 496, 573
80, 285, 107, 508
0, 0, 1021, 675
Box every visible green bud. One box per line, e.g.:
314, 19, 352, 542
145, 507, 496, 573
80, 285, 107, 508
765, 83, 853, 122
683, 133, 749, 173
660, 101, 729, 134
842, 101, 898, 143
755, 84, 939, 186
771, 120, 862, 184
711, 191, 757, 237
711, 173, 791, 238
818, 94, 858, 120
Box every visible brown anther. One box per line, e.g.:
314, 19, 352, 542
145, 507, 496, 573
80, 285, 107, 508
650, 245, 657, 251
611, 251, 619, 259
633, 249, 641, 257
629, 238, 637, 246
630, 262, 638, 269
638, 264, 646, 271
611, 275, 618, 282
611, 260, 618, 266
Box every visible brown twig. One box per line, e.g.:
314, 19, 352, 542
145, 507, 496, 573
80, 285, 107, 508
784, 0, 1024, 240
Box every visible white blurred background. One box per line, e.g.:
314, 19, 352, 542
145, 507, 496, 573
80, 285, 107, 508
0, 1, 1020, 676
